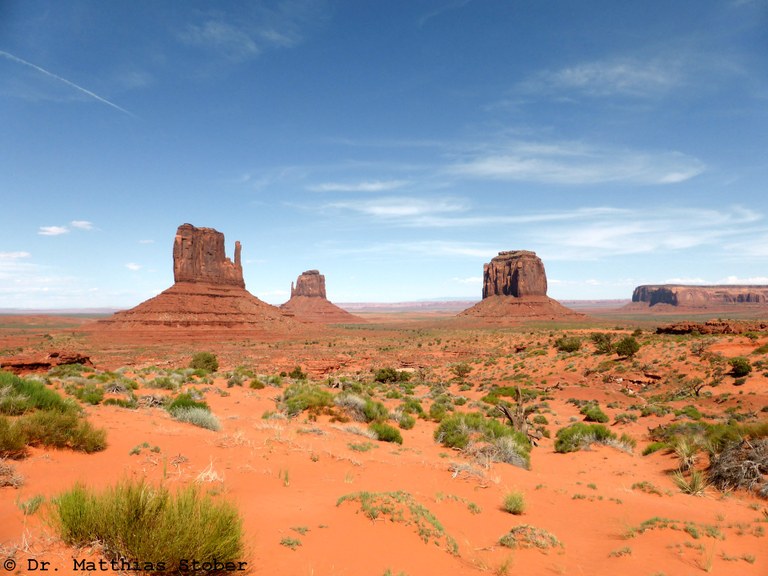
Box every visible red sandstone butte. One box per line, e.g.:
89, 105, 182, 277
99, 224, 294, 330
630, 284, 768, 308
460, 251, 583, 321
281, 270, 363, 324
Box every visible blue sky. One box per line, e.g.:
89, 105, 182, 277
2, 0, 767, 309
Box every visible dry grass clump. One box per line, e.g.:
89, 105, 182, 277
53, 479, 243, 572
708, 439, 768, 498
498, 525, 561, 550
0, 458, 23, 488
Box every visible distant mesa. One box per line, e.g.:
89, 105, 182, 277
281, 270, 363, 324
459, 250, 584, 321
629, 284, 768, 308
99, 224, 293, 329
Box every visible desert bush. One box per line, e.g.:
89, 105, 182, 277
615, 336, 640, 358
672, 469, 708, 496
729, 357, 752, 378
554, 336, 581, 353
103, 398, 138, 409
590, 332, 615, 355
554, 423, 615, 453
503, 491, 526, 515
398, 413, 416, 430
434, 412, 531, 468
0, 458, 23, 487
369, 422, 403, 444
280, 383, 333, 417
373, 367, 411, 383
0, 416, 27, 458
428, 397, 454, 422
170, 407, 221, 431
498, 525, 561, 549
362, 399, 388, 423
400, 397, 424, 416
450, 362, 472, 380
288, 366, 307, 380
0, 371, 75, 414
580, 403, 609, 423
53, 480, 243, 572
64, 382, 104, 405
20, 410, 106, 453
189, 352, 219, 373
167, 393, 209, 413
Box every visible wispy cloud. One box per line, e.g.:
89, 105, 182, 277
327, 196, 468, 218
535, 205, 762, 260
308, 180, 410, 193
0, 251, 31, 260
70, 220, 94, 230
38, 226, 69, 236
328, 240, 497, 259
125, 263, 142, 271
518, 57, 682, 98
448, 140, 705, 185
0, 50, 136, 117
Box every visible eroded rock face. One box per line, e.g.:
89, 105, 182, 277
482, 251, 548, 299
173, 224, 244, 288
291, 270, 327, 299
632, 285, 768, 307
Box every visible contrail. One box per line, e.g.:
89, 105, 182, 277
0, 49, 136, 118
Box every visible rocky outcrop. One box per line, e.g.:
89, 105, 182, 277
281, 270, 363, 324
0, 351, 92, 374
459, 250, 584, 321
632, 285, 768, 308
482, 251, 547, 298
173, 224, 244, 287
291, 270, 327, 299
656, 320, 768, 335
99, 224, 295, 331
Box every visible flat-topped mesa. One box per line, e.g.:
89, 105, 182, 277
632, 284, 768, 307
291, 270, 327, 299
482, 250, 547, 299
173, 223, 244, 288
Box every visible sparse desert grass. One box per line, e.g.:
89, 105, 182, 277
18, 409, 107, 453
0, 458, 23, 487
337, 491, 459, 554
502, 491, 526, 515
369, 421, 403, 444
279, 536, 301, 550
17, 494, 44, 515
498, 525, 561, 550
280, 382, 333, 417
52, 479, 243, 571
554, 423, 615, 453
170, 406, 221, 431
672, 469, 708, 496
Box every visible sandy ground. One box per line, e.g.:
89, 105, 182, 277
0, 312, 766, 576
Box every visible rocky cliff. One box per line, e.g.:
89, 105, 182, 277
482, 251, 547, 298
282, 270, 363, 323
459, 250, 583, 321
99, 224, 294, 331
173, 223, 244, 288
291, 270, 327, 299
632, 285, 768, 307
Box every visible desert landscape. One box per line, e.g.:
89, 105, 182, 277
1, 224, 766, 576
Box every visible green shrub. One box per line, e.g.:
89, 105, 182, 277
19, 410, 106, 453
0, 416, 27, 458
103, 398, 138, 409
281, 383, 333, 417
288, 366, 307, 380
64, 382, 104, 405
374, 367, 411, 383
369, 422, 403, 444
554, 336, 581, 353
0, 371, 75, 414
450, 363, 472, 380
729, 357, 752, 378
503, 492, 526, 515
362, 399, 389, 423
400, 398, 424, 415
554, 423, 615, 453
590, 332, 615, 355
580, 403, 609, 423
615, 336, 640, 358
53, 480, 243, 573
189, 352, 218, 373
434, 412, 531, 468
167, 393, 209, 413
398, 413, 416, 430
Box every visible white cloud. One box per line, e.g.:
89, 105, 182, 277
328, 196, 467, 218
308, 180, 410, 193
330, 240, 497, 259
70, 220, 94, 230
125, 263, 142, 271
665, 277, 708, 284
0, 251, 31, 260
520, 58, 682, 98
452, 276, 482, 285
720, 275, 768, 284
449, 140, 705, 185
38, 226, 69, 236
